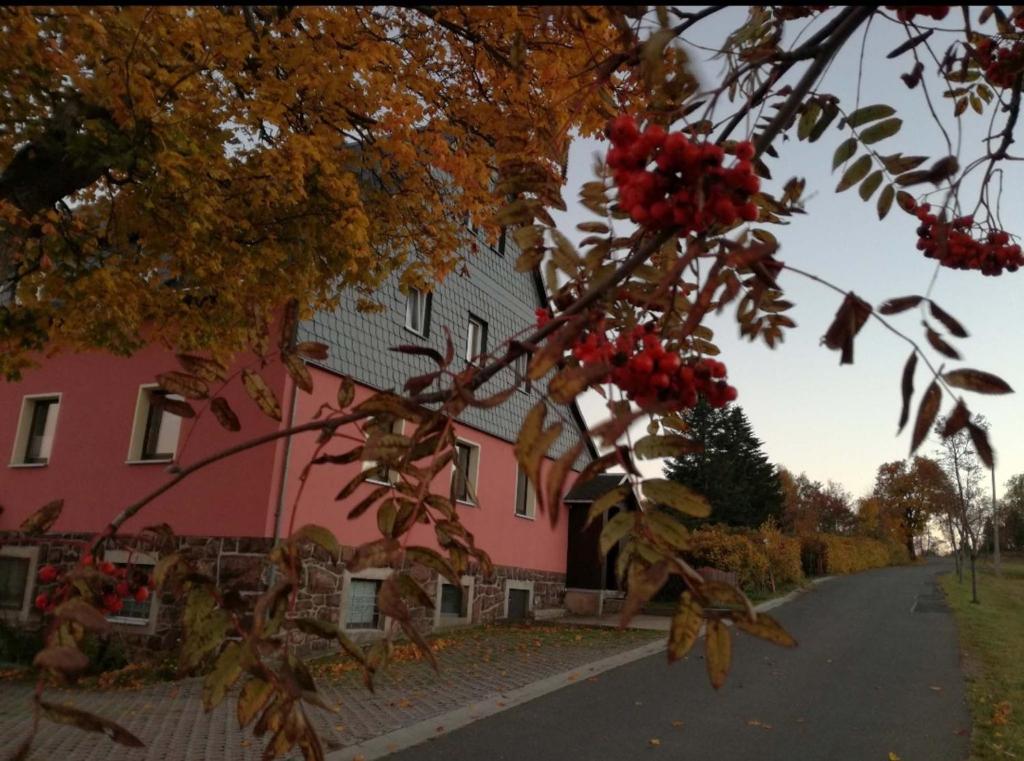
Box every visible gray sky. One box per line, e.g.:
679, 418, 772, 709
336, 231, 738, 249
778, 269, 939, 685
550, 8, 1024, 500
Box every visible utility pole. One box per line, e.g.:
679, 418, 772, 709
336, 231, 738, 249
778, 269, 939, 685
992, 466, 1001, 577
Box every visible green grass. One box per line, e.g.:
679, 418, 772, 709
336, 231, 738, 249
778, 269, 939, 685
942, 556, 1024, 760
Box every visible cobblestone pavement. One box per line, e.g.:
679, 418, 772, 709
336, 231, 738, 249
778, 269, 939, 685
1, 623, 662, 761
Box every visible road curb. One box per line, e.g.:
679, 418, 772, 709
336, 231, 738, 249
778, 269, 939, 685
325, 577, 830, 761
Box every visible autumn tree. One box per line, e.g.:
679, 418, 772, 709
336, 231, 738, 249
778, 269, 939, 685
663, 399, 782, 528
995, 474, 1024, 551
777, 467, 856, 536
6, 6, 1024, 759
870, 457, 956, 560
934, 415, 990, 602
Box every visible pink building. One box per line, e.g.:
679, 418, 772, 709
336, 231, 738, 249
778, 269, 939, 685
0, 232, 615, 648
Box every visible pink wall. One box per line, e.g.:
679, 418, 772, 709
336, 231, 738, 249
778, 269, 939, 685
278, 368, 578, 574
0, 347, 288, 537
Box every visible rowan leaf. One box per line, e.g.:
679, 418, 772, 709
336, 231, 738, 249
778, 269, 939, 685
941, 399, 970, 437
911, 380, 941, 454
928, 301, 968, 338
152, 394, 195, 418
704, 619, 732, 690
620, 560, 670, 628
390, 344, 445, 365
292, 525, 340, 559
877, 184, 895, 219
943, 369, 1013, 395
548, 364, 608, 404
241, 369, 282, 421
648, 510, 690, 550
878, 295, 922, 315
19, 498, 63, 534
210, 397, 241, 431
237, 678, 274, 729
33, 645, 89, 675
348, 538, 399, 573
898, 352, 917, 434
859, 117, 902, 145
545, 441, 583, 529
668, 592, 702, 663
797, 102, 821, 140
633, 434, 704, 459
896, 190, 918, 213
585, 484, 630, 529
859, 170, 884, 200
337, 376, 355, 408
735, 613, 797, 647
836, 155, 872, 192
405, 546, 460, 586
39, 700, 145, 747
282, 352, 313, 393
846, 104, 896, 127
832, 138, 858, 170
54, 598, 110, 634
925, 327, 960, 360
642, 479, 711, 518
968, 422, 994, 468
156, 371, 209, 400
175, 354, 228, 383
203, 642, 244, 710
599, 511, 634, 556
295, 341, 329, 360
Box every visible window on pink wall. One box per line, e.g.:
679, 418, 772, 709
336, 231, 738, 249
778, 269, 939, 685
515, 466, 537, 519
451, 440, 479, 504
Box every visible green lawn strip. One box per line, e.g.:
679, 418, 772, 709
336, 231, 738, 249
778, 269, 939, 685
942, 558, 1024, 760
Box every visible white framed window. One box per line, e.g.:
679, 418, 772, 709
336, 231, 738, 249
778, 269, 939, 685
504, 580, 534, 621
451, 439, 480, 505
515, 466, 537, 519
363, 419, 404, 485
10, 394, 61, 467
127, 386, 184, 463
404, 288, 432, 337
341, 568, 393, 638
466, 314, 488, 363
0, 546, 39, 622
103, 549, 159, 630
434, 574, 475, 629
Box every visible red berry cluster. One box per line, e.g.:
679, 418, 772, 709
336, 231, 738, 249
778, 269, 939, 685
886, 6, 949, 22
606, 115, 760, 234
913, 204, 1023, 276
974, 36, 1024, 88
568, 319, 737, 411
34, 554, 153, 615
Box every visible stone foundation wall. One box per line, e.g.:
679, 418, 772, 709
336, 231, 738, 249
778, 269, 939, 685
0, 532, 566, 660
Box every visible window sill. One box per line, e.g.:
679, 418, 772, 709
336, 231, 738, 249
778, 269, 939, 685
8, 462, 47, 469
107, 616, 151, 627
403, 326, 429, 339
514, 512, 537, 521
455, 499, 478, 508
125, 458, 175, 466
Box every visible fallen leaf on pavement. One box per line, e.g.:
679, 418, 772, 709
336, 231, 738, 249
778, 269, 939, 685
671, 720, 684, 728
889, 752, 901, 761
929, 685, 943, 692
648, 738, 661, 747
747, 720, 773, 730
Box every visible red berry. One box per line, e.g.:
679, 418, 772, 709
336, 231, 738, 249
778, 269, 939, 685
34, 594, 48, 611
100, 562, 116, 576
116, 582, 131, 597
38, 565, 59, 583
134, 586, 151, 604
735, 141, 755, 161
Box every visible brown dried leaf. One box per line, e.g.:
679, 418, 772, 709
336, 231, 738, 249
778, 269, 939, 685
633, 435, 704, 459
283, 353, 313, 394
735, 613, 797, 647
941, 400, 970, 438
337, 376, 355, 408
348, 538, 400, 573
928, 302, 968, 338
911, 380, 941, 454
54, 598, 111, 634
156, 371, 209, 400
390, 345, 445, 366
242, 370, 282, 421
968, 423, 994, 468
175, 354, 228, 383
33, 645, 89, 675
152, 395, 195, 419
898, 352, 917, 433
878, 295, 923, 315
295, 341, 329, 360
545, 442, 583, 529
237, 678, 274, 729
39, 700, 145, 747
620, 560, 671, 628
925, 327, 960, 360
210, 397, 241, 432
943, 369, 1013, 395
823, 293, 872, 364
642, 479, 711, 518
548, 364, 608, 404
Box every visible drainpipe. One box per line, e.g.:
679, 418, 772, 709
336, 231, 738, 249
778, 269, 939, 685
271, 377, 300, 552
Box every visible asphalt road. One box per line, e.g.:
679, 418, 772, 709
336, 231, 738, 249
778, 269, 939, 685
388, 559, 970, 761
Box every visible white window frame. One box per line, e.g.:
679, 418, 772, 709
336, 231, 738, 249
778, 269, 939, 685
514, 465, 537, 520
504, 580, 535, 620
362, 419, 405, 486
103, 549, 160, 632
433, 574, 475, 629
451, 438, 481, 506
9, 393, 62, 467
466, 314, 487, 363
0, 546, 40, 622
404, 287, 432, 337
126, 385, 184, 464
340, 568, 393, 641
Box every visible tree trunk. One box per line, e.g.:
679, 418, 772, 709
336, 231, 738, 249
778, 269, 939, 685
969, 552, 979, 604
